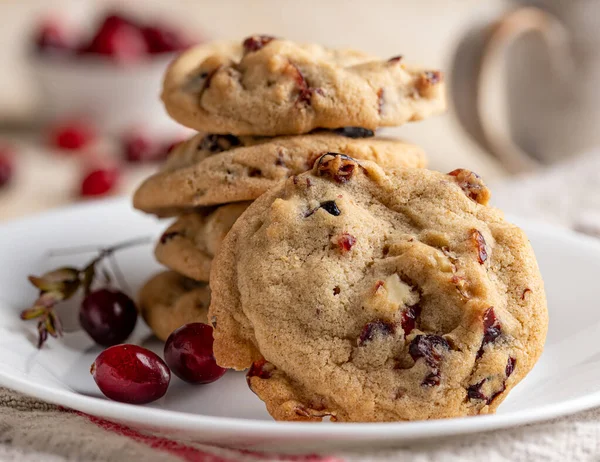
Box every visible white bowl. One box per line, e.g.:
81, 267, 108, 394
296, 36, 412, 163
31, 54, 181, 136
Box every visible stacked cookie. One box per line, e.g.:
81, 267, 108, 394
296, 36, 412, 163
135, 36, 444, 341
135, 36, 547, 423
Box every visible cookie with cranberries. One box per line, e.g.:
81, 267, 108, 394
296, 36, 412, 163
161, 37, 446, 136
155, 202, 251, 282
133, 131, 426, 216
209, 154, 547, 422
138, 271, 211, 342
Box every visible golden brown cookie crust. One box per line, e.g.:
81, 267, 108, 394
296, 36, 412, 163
138, 271, 210, 341
162, 37, 446, 136
209, 155, 548, 422
133, 131, 427, 216
155, 202, 251, 281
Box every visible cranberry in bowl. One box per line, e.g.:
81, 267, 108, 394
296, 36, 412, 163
31, 12, 199, 135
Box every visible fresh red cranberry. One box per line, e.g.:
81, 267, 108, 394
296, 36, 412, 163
80, 14, 148, 62
80, 289, 137, 347
34, 20, 73, 54
122, 130, 159, 163
91, 344, 170, 404
49, 120, 96, 151
142, 25, 190, 54
164, 323, 226, 384
80, 167, 119, 197
0, 147, 14, 189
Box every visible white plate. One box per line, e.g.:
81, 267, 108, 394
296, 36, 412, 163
0, 197, 598, 453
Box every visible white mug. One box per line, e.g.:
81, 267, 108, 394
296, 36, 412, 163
451, 0, 600, 173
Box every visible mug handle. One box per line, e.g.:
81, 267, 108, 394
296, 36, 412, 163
453, 7, 572, 173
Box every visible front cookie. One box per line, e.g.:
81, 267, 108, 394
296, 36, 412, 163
138, 271, 210, 341
133, 131, 426, 216
209, 155, 548, 422
162, 36, 446, 135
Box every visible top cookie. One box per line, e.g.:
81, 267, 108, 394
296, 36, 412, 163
133, 130, 426, 216
162, 37, 446, 136
209, 154, 547, 422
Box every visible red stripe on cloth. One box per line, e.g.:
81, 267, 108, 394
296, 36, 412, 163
78, 412, 233, 462
69, 410, 343, 462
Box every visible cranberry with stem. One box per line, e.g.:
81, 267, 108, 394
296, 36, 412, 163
91, 344, 170, 404
164, 323, 226, 384
80, 289, 137, 346
20, 237, 150, 348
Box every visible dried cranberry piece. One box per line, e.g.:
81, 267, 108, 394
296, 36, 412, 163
246, 358, 275, 387
320, 201, 341, 216
409, 335, 449, 365
316, 153, 358, 183
521, 288, 532, 300
468, 357, 516, 404
448, 169, 491, 205
416, 71, 443, 97
506, 356, 516, 377
286, 62, 314, 105
387, 55, 403, 64
466, 380, 487, 402
332, 127, 374, 139
242, 35, 275, 53
476, 307, 501, 358
400, 304, 422, 335
470, 229, 488, 264
482, 307, 501, 345
409, 335, 449, 387
358, 320, 395, 345
160, 231, 180, 244
335, 233, 356, 252
198, 134, 241, 153
377, 88, 385, 114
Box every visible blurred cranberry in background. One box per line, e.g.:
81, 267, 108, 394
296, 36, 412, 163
34, 19, 74, 54
78, 14, 148, 63
80, 167, 119, 197
142, 25, 191, 54
122, 129, 160, 163
0, 146, 15, 190
32, 11, 199, 135
49, 120, 96, 151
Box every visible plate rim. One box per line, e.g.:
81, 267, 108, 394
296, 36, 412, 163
1, 197, 599, 440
